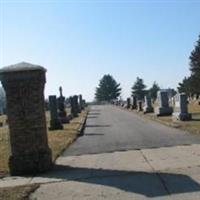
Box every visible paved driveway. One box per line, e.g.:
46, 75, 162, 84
63, 105, 200, 156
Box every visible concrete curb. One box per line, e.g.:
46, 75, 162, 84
77, 110, 88, 137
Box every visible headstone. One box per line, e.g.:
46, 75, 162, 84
126, 98, 131, 109
57, 87, 69, 123
0, 62, 52, 175
143, 95, 154, 113
130, 96, 137, 109
82, 99, 86, 108
137, 100, 143, 112
173, 93, 192, 121
49, 95, 63, 130
78, 95, 83, 111
155, 90, 173, 116
70, 96, 78, 118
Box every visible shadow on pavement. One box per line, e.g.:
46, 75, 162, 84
87, 116, 99, 119
89, 109, 101, 112
88, 112, 101, 115
85, 125, 111, 128
84, 133, 104, 136
40, 165, 200, 198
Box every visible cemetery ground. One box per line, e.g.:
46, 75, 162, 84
134, 101, 200, 135
1, 104, 200, 200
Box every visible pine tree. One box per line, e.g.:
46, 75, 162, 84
149, 82, 160, 102
189, 34, 200, 92
131, 77, 146, 100
95, 74, 121, 102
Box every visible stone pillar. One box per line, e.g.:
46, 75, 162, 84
0, 62, 52, 175
49, 95, 63, 130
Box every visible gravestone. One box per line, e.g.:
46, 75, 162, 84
57, 87, 69, 123
173, 93, 192, 121
143, 95, 154, 114
131, 96, 137, 109
73, 95, 79, 114
155, 90, 173, 116
137, 100, 143, 112
70, 96, 78, 118
79, 94, 84, 111
49, 95, 63, 130
126, 98, 131, 109
0, 62, 52, 175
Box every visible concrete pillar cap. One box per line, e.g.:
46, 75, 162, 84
0, 62, 46, 74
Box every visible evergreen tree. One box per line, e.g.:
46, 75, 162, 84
149, 82, 160, 102
189, 34, 200, 93
131, 77, 146, 100
190, 35, 200, 79
178, 76, 198, 96
95, 74, 121, 102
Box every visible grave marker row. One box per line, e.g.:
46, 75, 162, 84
115, 90, 191, 121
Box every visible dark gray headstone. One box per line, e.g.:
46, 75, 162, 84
78, 94, 83, 112
57, 87, 69, 123
137, 100, 143, 112
131, 96, 137, 109
126, 98, 131, 109
49, 95, 63, 130
70, 95, 79, 118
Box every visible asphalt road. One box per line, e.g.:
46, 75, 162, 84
63, 105, 200, 156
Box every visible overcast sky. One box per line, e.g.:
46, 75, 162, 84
0, 0, 200, 101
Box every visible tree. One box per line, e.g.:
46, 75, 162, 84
190, 35, 200, 78
178, 76, 198, 96
95, 74, 121, 102
189, 34, 200, 93
149, 82, 160, 102
131, 77, 146, 100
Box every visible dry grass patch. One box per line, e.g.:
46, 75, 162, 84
48, 111, 87, 161
0, 110, 88, 176
0, 115, 10, 177
0, 184, 39, 200
142, 102, 200, 135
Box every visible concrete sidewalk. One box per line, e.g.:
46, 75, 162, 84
1, 144, 200, 199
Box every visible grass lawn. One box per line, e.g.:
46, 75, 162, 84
0, 109, 88, 177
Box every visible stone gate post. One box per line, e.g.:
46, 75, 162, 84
0, 62, 52, 175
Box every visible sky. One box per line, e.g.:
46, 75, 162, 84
0, 0, 200, 101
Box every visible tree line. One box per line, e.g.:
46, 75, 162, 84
95, 34, 200, 102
